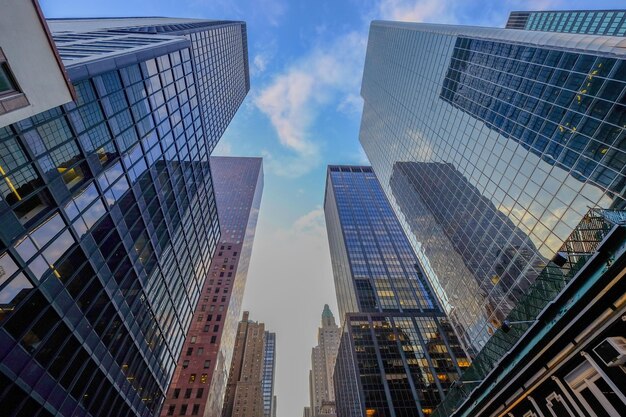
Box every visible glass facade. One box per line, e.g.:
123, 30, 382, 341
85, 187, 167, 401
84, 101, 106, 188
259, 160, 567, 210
506, 10, 626, 36
0, 18, 249, 417
360, 21, 626, 352
324, 166, 469, 417
262, 331, 276, 417
160, 157, 263, 417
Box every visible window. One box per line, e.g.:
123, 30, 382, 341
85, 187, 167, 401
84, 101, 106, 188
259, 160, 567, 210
0, 62, 19, 97
190, 336, 196, 344
184, 388, 192, 399
196, 388, 204, 399
179, 404, 187, 415
167, 405, 175, 416
183, 360, 189, 369
197, 347, 204, 355
200, 373, 208, 383
210, 336, 216, 344
192, 404, 200, 415
204, 360, 210, 369
186, 347, 193, 356
189, 374, 196, 383
566, 360, 624, 416
173, 388, 180, 399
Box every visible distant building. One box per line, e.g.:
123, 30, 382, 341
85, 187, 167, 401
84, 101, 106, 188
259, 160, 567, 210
262, 331, 277, 417
303, 406, 312, 417
222, 312, 276, 417
161, 157, 263, 417
506, 9, 626, 35
308, 305, 340, 417
0, 16, 249, 417
360, 19, 626, 352
324, 166, 470, 417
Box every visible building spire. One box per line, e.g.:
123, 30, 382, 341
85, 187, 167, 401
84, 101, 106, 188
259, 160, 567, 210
321, 304, 335, 327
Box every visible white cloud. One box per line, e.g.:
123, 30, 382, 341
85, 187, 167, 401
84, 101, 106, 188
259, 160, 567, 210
257, 0, 287, 26
338, 93, 363, 115
212, 140, 233, 156
253, 53, 269, 75
378, 0, 455, 23
254, 31, 367, 177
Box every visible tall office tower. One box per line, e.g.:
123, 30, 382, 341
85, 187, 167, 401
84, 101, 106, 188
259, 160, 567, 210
160, 157, 263, 417
0, 16, 249, 417
359, 20, 626, 352
324, 166, 470, 417
506, 10, 626, 35
307, 304, 340, 417
262, 331, 277, 417
222, 312, 274, 417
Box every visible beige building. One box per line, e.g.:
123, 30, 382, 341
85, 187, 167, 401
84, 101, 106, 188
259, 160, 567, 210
0, 0, 73, 127
222, 312, 267, 417
308, 305, 340, 417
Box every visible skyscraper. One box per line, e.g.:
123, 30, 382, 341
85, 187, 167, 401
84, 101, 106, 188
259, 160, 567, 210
360, 20, 626, 352
0, 17, 249, 417
262, 331, 277, 417
222, 312, 276, 417
307, 304, 340, 417
160, 157, 263, 417
324, 165, 470, 417
506, 9, 626, 35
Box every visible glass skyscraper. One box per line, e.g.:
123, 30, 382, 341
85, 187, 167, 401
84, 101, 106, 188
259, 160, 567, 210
359, 21, 626, 352
324, 165, 470, 417
0, 18, 248, 417
506, 10, 626, 36
160, 157, 263, 417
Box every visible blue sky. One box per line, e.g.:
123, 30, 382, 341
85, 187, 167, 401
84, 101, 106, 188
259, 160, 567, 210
40, 1, 626, 416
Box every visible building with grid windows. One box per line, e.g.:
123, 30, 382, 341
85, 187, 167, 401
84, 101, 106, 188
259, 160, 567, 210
324, 166, 470, 417
360, 20, 626, 353
0, 17, 249, 417
160, 157, 263, 417
432, 208, 626, 417
262, 331, 277, 417
221, 312, 276, 417
506, 10, 626, 36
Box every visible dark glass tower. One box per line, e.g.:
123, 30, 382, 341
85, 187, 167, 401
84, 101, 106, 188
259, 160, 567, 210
160, 157, 263, 417
360, 20, 626, 352
0, 18, 249, 417
324, 166, 470, 417
506, 10, 626, 36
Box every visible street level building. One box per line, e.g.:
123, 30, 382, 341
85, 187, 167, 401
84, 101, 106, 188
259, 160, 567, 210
324, 165, 470, 417
433, 208, 626, 417
360, 20, 626, 353
0, 16, 249, 417
160, 157, 263, 417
